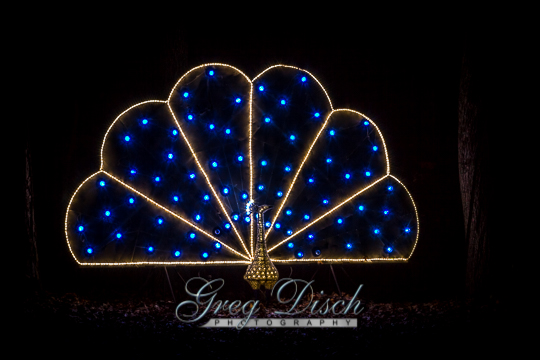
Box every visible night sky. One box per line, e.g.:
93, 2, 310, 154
26, 20, 471, 304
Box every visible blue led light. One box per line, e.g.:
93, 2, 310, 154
383, 209, 389, 215
124, 135, 131, 142
286, 230, 293, 235
187, 114, 194, 121
225, 128, 231, 135
244, 216, 251, 223
258, 184, 265, 191
168, 153, 174, 159
86, 247, 93, 254
265, 221, 271, 228
241, 192, 248, 200
346, 243, 353, 249
323, 199, 329, 205
78, 225, 84, 232
183, 91, 189, 98
280, 99, 286, 105
142, 119, 148, 125
326, 158, 332, 163
358, 205, 364, 211
211, 161, 218, 168
203, 194, 210, 201
99, 180, 106, 187
308, 178, 314, 184
313, 249, 321, 256
128, 197, 135, 204
209, 123, 215, 130
314, 112, 320, 118
276, 191, 283, 198
237, 155, 244, 162
172, 129, 178, 136
374, 228, 380, 234
173, 195, 179, 202
214, 242, 221, 249
284, 166, 292, 172
105, 210, 111, 217
116, 233, 122, 239
287, 242, 294, 248
173, 250, 181, 257
336, 217, 343, 224
364, 120, 369, 126
148, 246, 154, 253
235, 97, 242, 104
329, 129, 335, 136
285, 209, 292, 216
258, 85, 264, 91
189, 173, 196, 179
261, 160, 268, 166
388, 186, 394, 191
307, 233, 314, 240
154, 176, 161, 182
202, 252, 209, 259
194, 214, 201, 222
275, 222, 281, 229
405, 227, 411, 233
301, 76, 307, 82
386, 246, 393, 253
130, 169, 137, 175
365, 171, 371, 177
289, 135, 296, 141
208, 70, 214, 76
189, 232, 196, 239
304, 214, 310, 220
232, 213, 239, 221
224, 222, 231, 229
222, 187, 229, 195
157, 217, 163, 225
373, 145, 378, 151
345, 173, 351, 180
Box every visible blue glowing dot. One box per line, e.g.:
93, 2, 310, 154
183, 91, 189, 98
172, 129, 178, 136
130, 169, 136, 175
284, 166, 292, 172
209, 70, 214, 76
383, 210, 389, 215
314, 112, 320, 118
225, 128, 231, 135
86, 247, 93, 254
373, 145, 378, 151
148, 246, 154, 253
189, 232, 196, 239
261, 160, 267, 166
388, 186, 394, 191
289, 135, 296, 141
142, 119, 148, 125
345, 173, 351, 179
209, 124, 215, 130
187, 114, 194, 121
323, 199, 329, 205
157, 217, 163, 225
326, 158, 332, 163
308, 178, 314, 184
244, 216, 251, 223
99, 180, 106, 187
189, 173, 196, 179
203, 194, 210, 201
235, 97, 242, 104
232, 214, 239, 221
265, 222, 271, 228
237, 155, 244, 162
168, 153, 174, 159
287, 242, 294, 248
224, 223, 231, 229
280, 99, 286, 105
405, 227, 411, 233
364, 120, 369, 126
276, 191, 283, 198
329, 129, 335, 136
78, 225, 84, 232
337, 218, 343, 224
222, 187, 229, 195
124, 135, 131, 142
275, 222, 281, 229
116, 233, 122, 239
287, 229, 293, 236
105, 210, 111, 217
128, 197, 135, 204
286, 209, 292, 216
258, 85, 264, 91
301, 76, 307, 82
314, 249, 321, 256
386, 246, 393, 253
307, 233, 314, 240
365, 171, 371, 177
195, 214, 201, 221
241, 192, 248, 200
346, 243, 353, 249
258, 184, 265, 191
174, 250, 181, 257
202, 252, 209, 259
358, 205, 364, 211
211, 161, 218, 168
214, 242, 221, 249
173, 195, 179, 202
304, 214, 310, 220
155, 176, 161, 182
374, 228, 380, 234
264, 117, 271, 123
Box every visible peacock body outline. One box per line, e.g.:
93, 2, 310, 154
65, 63, 419, 277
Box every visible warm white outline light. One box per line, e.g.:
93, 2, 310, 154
66, 63, 419, 266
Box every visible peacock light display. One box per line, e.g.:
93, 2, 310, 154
65, 63, 419, 290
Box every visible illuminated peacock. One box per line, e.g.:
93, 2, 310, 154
65, 64, 419, 290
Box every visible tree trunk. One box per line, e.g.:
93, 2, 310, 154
458, 33, 489, 298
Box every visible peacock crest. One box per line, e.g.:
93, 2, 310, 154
65, 63, 419, 285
